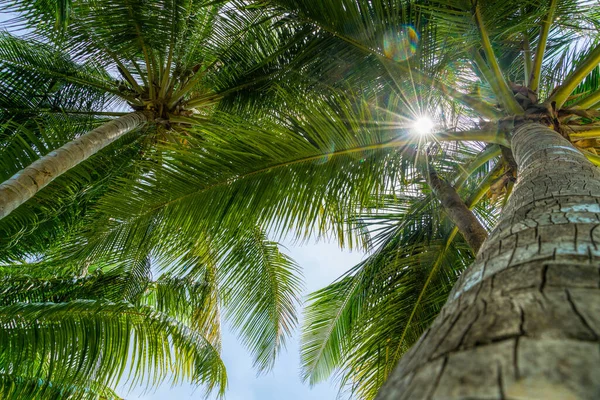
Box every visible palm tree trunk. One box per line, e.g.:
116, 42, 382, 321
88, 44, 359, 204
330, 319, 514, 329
427, 168, 488, 252
0, 112, 148, 219
377, 122, 600, 399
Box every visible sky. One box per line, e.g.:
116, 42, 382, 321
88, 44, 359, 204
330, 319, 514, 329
124, 240, 365, 400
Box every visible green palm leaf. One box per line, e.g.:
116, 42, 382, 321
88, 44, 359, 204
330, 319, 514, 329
141, 273, 222, 349
0, 32, 125, 106
218, 228, 303, 372
0, 372, 121, 400
0, 300, 227, 396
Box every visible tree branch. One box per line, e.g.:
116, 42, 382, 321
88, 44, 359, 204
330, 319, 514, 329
523, 34, 533, 87
570, 89, 600, 109
452, 144, 501, 188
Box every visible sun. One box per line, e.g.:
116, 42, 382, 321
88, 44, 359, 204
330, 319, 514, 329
412, 116, 435, 135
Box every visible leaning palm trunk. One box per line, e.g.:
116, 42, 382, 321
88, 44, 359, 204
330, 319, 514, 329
377, 122, 600, 399
426, 167, 488, 252
0, 112, 148, 219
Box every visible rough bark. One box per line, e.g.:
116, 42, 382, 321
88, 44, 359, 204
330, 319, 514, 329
377, 122, 600, 400
427, 168, 488, 252
0, 112, 148, 219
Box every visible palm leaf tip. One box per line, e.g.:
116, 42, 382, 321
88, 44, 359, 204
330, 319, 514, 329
220, 228, 304, 372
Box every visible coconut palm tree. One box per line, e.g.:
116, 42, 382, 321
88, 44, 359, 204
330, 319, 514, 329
225, 0, 600, 398
2, 0, 600, 398
0, 0, 301, 221
0, 0, 308, 396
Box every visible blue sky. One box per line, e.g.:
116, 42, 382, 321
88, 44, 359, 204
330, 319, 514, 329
125, 241, 365, 400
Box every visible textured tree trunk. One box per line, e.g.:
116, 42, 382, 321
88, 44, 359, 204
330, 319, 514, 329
0, 112, 148, 220
377, 122, 600, 399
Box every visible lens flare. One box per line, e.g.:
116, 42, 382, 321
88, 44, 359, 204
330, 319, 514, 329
383, 26, 419, 61
412, 117, 435, 135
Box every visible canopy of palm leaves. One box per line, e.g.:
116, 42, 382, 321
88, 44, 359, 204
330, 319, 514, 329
0, 255, 227, 399
237, 0, 598, 398
0, 0, 308, 396
1, 0, 599, 399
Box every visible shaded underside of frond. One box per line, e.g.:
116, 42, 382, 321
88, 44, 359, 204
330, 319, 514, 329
0, 372, 122, 400
0, 300, 227, 397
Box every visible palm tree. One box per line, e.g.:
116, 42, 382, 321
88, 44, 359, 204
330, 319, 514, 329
0, 0, 307, 396
227, 0, 600, 398
0, 0, 313, 221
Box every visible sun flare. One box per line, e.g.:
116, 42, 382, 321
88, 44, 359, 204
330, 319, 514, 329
412, 116, 435, 135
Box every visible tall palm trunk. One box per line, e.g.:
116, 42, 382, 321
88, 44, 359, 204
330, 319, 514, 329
377, 122, 600, 399
0, 112, 148, 219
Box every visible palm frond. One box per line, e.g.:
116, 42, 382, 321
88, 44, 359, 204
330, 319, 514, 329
301, 139, 501, 398
301, 195, 474, 399
140, 273, 221, 349
0, 372, 122, 400
0, 32, 124, 107
0, 264, 148, 305
0, 300, 227, 396
219, 228, 303, 372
